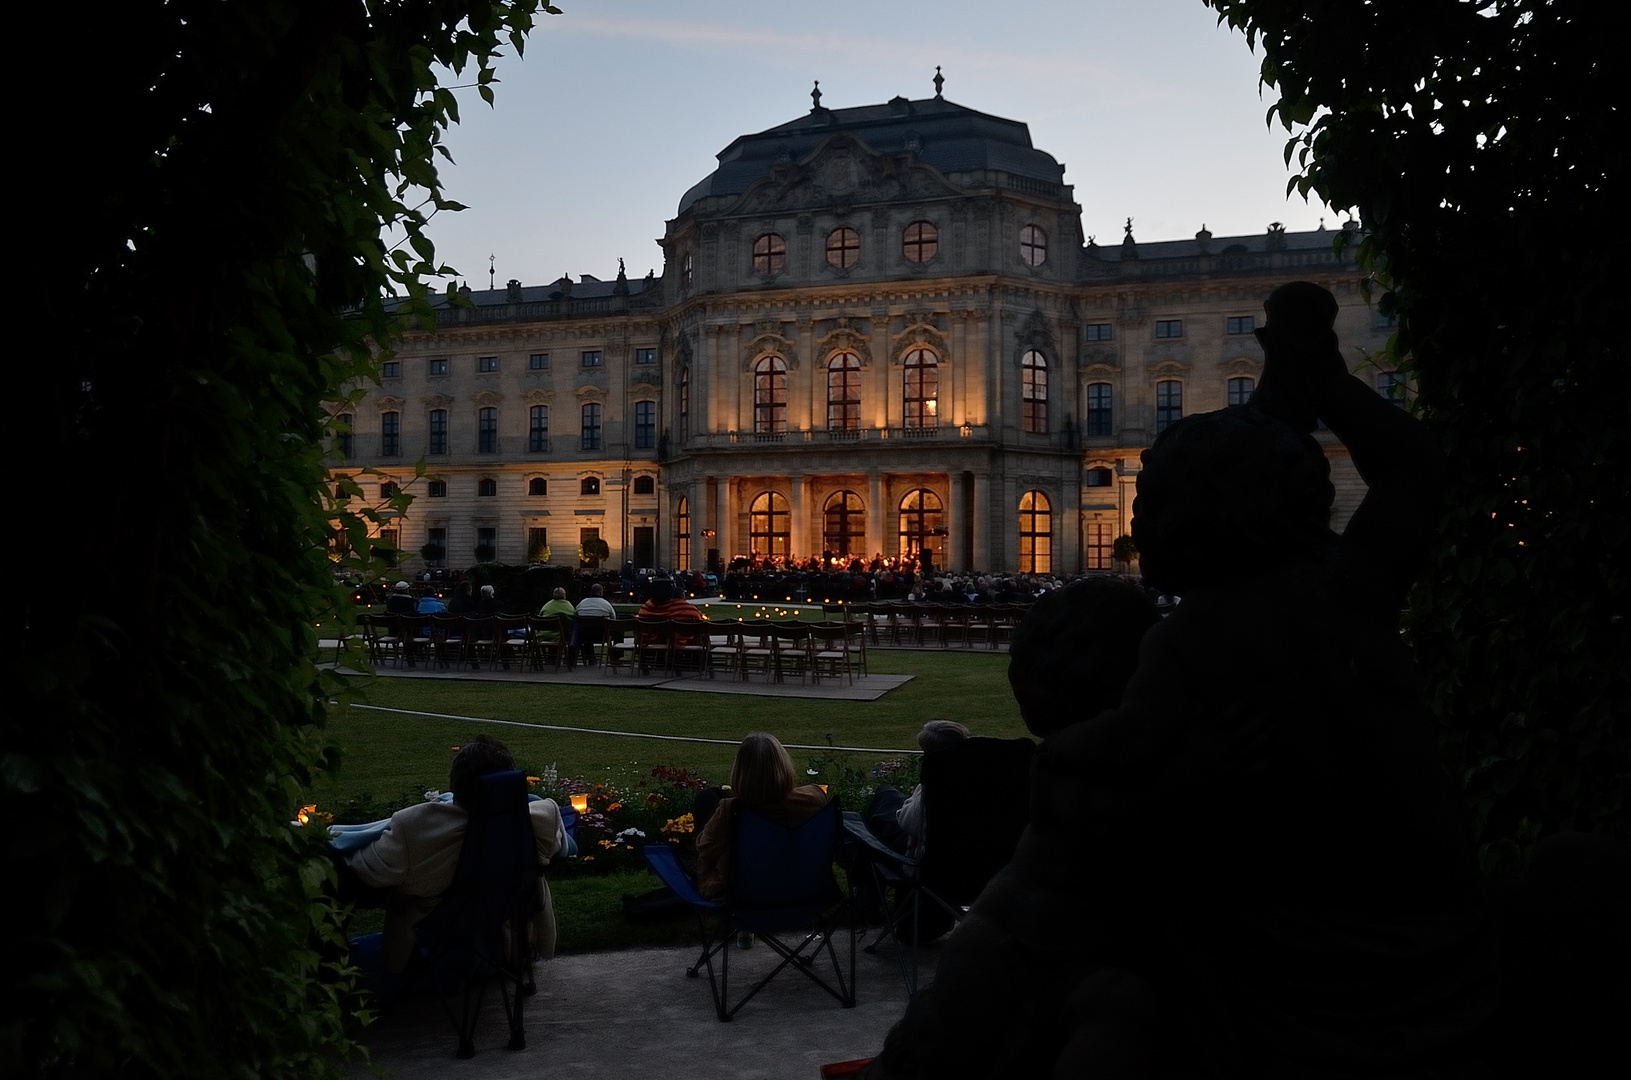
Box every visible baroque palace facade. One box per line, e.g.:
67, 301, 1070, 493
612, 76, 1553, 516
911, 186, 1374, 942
334, 89, 1399, 576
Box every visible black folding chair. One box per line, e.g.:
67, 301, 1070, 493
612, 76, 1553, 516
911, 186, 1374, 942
405, 769, 544, 1058
850, 737, 1035, 994
642, 799, 857, 1021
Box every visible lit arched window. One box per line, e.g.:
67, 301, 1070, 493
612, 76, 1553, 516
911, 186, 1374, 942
580, 476, 600, 496
823, 491, 866, 559
902, 348, 939, 428
898, 489, 944, 563
1022, 350, 1048, 434
1020, 224, 1047, 266
827, 352, 861, 431
1018, 491, 1052, 573
754, 356, 788, 434
902, 220, 938, 264
749, 491, 790, 558
826, 226, 860, 269
752, 232, 786, 274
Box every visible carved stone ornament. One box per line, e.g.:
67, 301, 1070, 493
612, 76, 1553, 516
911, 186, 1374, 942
1149, 359, 1191, 378
743, 331, 799, 371
472, 390, 504, 407
422, 393, 454, 409
575, 385, 607, 403
376, 395, 405, 412
818, 323, 873, 367
892, 321, 948, 364
629, 379, 662, 397
1081, 355, 1122, 376
522, 388, 555, 405
1219, 356, 1261, 377
1016, 309, 1055, 359
728, 133, 959, 216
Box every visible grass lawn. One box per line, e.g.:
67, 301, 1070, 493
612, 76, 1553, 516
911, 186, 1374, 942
312, 648, 1023, 954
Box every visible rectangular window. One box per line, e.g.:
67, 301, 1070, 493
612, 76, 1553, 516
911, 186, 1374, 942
1085, 323, 1113, 343
1227, 376, 1255, 407
478, 355, 499, 373
528, 405, 550, 452
381, 360, 402, 378
634, 348, 656, 365
1086, 383, 1113, 437
429, 357, 449, 375
634, 400, 656, 449
476, 527, 497, 562
1226, 315, 1255, 335
581, 350, 603, 368
426, 527, 447, 568
581, 403, 602, 451
381, 412, 400, 456
378, 528, 400, 569
528, 527, 548, 562
1156, 380, 1183, 433
1086, 522, 1114, 571
478, 407, 498, 453
380, 481, 397, 498
579, 527, 602, 568
1154, 320, 1184, 339
529, 352, 549, 370
428, 409, 448, 455
428, 480, 447, 498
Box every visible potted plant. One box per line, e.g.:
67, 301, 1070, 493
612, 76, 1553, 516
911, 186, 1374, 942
1112, 535, 1139, 573
474, 541, 497, 563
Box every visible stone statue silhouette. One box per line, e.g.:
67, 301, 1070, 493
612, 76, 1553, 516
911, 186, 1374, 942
865, 282, 1496, 1078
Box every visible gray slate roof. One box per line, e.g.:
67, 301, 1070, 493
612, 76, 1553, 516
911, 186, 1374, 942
678, 96, 1065, 215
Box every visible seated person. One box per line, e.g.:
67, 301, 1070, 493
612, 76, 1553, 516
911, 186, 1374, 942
446, 580, 475, 614
343, 735, 565, 974
415, 591, 446, 616
384, 580, 417, 616
537, 587, 576, 621
637, 579, 700, 622
475, 583, 503, 615
694, 732, 828, 899
570, 584, 617, 667
867, 721, 972, 856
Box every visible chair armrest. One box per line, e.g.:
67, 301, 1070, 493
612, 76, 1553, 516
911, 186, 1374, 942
641, 844, 721, 910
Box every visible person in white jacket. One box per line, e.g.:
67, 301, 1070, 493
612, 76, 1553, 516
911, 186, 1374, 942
347, 735, 564, 972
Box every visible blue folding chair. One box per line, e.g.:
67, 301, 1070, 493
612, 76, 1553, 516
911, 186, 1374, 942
406, 769, 544, 1058
642, 799, 856, 1021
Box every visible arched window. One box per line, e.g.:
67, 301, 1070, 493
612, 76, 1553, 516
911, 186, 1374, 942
898, 489, 944, 563
676, 497, 690, 569
1227, 376, 1255, 407
1085, 467, 1113, 488
477, 407, 497, 453
1020, 224, 1048, 267
580, 402, 602, 451
580, 476, 600, 496
823, 491, 866, 559
827, 352, 862, 431
677, 366, 690, 442
681, 251, 693, 289
826, 226, 860, 269
749, 491, 790, 558
1018, 491, 1052, 573
528, 405, 549, 452
633, 475, 655, 495
754, 356, 788, 434
1086, 382, 1113, 436
478, 477, 497, 497
428, 408, 448, 455
752, 232, 786, 275
381, 411, 401, 456
902, 348, 939, 428
1155, 380, 1183, 434
528, 477, 547, 496
902, 220, 938, 264
1022, 350, 1048, 434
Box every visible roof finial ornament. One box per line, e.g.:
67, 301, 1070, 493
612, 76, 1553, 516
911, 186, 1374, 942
488, 253, 495, 290
933, 66, 944, 98
811, 80, 822, 111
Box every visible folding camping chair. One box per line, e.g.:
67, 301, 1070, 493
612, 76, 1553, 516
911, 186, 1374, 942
849, 736, 1035, 994
642, 799, 857, 1021
404, 769, 544, 1058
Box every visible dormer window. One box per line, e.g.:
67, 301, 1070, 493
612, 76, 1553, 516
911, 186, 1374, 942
826, 227, 860, 269
902, 221, 938, 264
1020, 225, 1047, 267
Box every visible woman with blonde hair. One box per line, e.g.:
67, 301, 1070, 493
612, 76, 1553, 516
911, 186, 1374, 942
694, 732, 828, 899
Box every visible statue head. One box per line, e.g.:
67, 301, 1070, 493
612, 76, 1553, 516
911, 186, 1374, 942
1132, 406, 1333, 595
1008, 577, 1159, 737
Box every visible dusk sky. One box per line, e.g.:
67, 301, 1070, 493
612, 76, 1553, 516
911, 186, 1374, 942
420, 0, 1339, 290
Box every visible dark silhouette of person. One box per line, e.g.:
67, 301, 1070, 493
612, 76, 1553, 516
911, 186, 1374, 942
866, 282, 1495, 1078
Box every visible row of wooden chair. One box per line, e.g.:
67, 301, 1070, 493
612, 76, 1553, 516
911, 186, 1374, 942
850, 602, 1031, 649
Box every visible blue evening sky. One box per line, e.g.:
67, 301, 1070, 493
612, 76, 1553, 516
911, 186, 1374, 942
421, 0, 1337, 289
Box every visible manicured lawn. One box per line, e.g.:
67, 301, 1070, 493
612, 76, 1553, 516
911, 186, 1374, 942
312, 648, 1023, 954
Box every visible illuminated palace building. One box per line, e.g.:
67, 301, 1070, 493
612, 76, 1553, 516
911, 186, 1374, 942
336, 87, 1399, 575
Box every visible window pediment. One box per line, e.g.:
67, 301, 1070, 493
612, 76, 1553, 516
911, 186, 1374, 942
472, 390, 504, 408
575, 385, 607, 404
423, 393, 454, 409
818, 321, 872, 367
523, 388, 554, 405
376, 395, 405, 412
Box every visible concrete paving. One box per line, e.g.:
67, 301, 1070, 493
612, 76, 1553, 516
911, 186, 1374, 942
349, 932, 941, 1079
